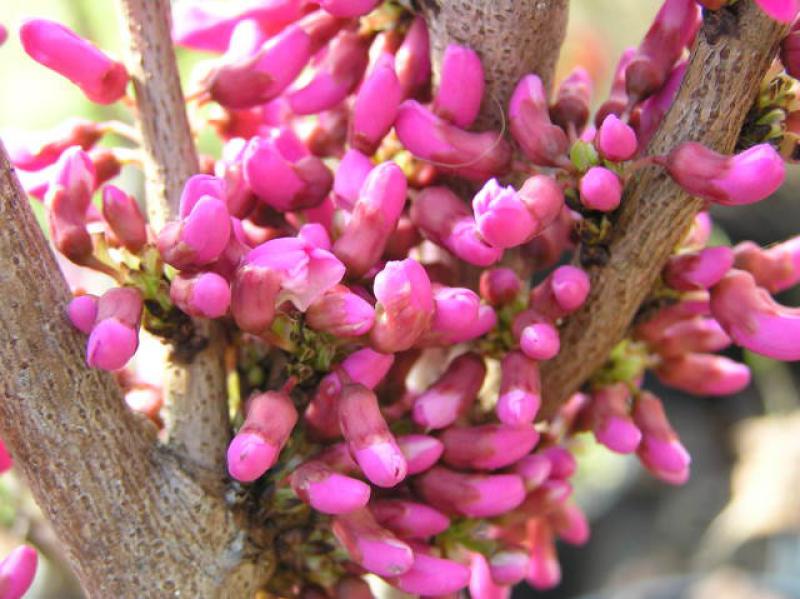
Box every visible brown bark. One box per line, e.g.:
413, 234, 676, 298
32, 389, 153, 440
540, 2, 788, 417
118, 0, 230, 474
0, 145, 271, 597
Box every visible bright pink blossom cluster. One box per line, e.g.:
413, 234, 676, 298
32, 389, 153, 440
5, 0, 800, 596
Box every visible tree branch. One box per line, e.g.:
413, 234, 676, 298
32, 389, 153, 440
540, 1, 788, 416
118, 0, 230, 473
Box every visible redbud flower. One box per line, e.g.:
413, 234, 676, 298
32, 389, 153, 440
584, 383, 641, 454
734, 237, 800, 294
595, 47, 636, 126
339, 383, 407, 487
651, 317, 731, 358
333, 149, 373, 209
388, 551, 471, 596
332, 508, 414, 577
395, 16, 431, 98
489, 550, 530, 586
20, 19, 129, 104
6, 118, 102, 171
395, 100, 512, 182
416, 467, 526, 518
469, 552, 511, 599
412, 352, 486, 429
711, 269, 800, 361
102, 185, 147, 253
230, 262, 282, 333
45, 147, 95, 264
421, 286, 497, 345
67, 294, 98, 335
530, 265, 591, 320
434, 44, 484, 128
370, 259, 434, 353
625, 0, 699, 101
319, 0, 380, 17
297, 222, 331, 251
552, 503, 590, 545
755, 0, 800, 22
0, 545, 37, 599
513, 454, 553, 491
87, 287, 143, 371
411, 186, 503, 266
497, 352, 542, 425
290, 461, 371, 514
526, 521, 561, 590
306, 285, 375, 337
441, 424, 539, 470
333, 161, 407, 278
243, 129, 333, 211
579, 167, 623, 212
396, 434, 444, 474
0, 439, 12, 474
227, 391, 298, 482
509, 75, 570, 168
665, 142, 785, 206
633, 391, 691, 485
596, 114, 638, 161
519, 321, 560, 361
157, 197, 231, 269
371, 499, 451, 539
540, 446, 577, 480
551, 67, 593, 134
480, 267, 522, 307
663, 246, 734, 291
656, 353, 751, 395
170, 272, 231, 319
350, 54, 402, 154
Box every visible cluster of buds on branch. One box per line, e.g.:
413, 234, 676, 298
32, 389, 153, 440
3, 0, 800, 596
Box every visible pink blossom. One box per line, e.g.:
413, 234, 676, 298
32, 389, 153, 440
350, 54, 402, 154
412, 353, 486, 429
579, 167, 623, 212
170, 272, 231, 319
551, 67, 593, 134
0, 545, 37, 599
596, 114, 638, 161
434, 44, 485, 128
633, 391, 691, 485
332, 508, 414, 577
509, 75, 570, 168
440, 424, 539, 470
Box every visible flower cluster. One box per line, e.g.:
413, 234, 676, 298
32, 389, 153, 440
4, 0, 800, 597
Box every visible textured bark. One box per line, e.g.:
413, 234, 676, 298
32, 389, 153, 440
118, 0, 230, 474
540, 2, 788, 417
418, 0, 569, 129
0, 145, 271, 598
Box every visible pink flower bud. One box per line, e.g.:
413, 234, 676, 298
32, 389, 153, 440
480, 268, 522, 307
415, 467, 526, 518
526, 522, 561, 590
579, 167, 623, 212
633, 391, 691, 484
170, 272, 231, 319
711, 269, 800, 360
650, 317, 731, 358
550, 67, 593, 134
595, 48, 636, 126
625, 0, 699, 101
396, 434, 444, 474
342, 348, 395, 388
0, 440, 12, 474
664, 246, 734, 291
67, 294, 98, 334
243, 130, 333, 212
434, 44, 484, 128
634, 291, 711, 342
509, 75, 569, 168
512, 454, 552, 491
87, 318, 139, 371
519, 322, 560, 361
0, 545, 37, 599
473, 180, 541, 249
227, 391, 298, 482
596, 114, 638, 162
371, 499, 450, 538
157, 198, 231, 269
306, 284, 375, 337
333, 149, 373, 209
665, 142, 785, 206
230, 262, 281, 333
497, 352, 542, 425
539, 445, 577, 480
489, 550, 530, 586
734, 237, 800, 294
470, 552, 512, 599
297, 222, 331, 251
102, 185, 147, 253
412, 352, 486, 429
6, 118, 102, 171
387, 551, 471, 596
350, 54, 402, 154
208, 24, 313, 109
521, 479, 573, 515
656, 353, 751, 395
369, 259, 434, 353
441, 424, 539, 470
319, 0, 380, 17
552, 503, 590, 545
586, 383, 642, 454
333, 161, 407, 278
339, 384, 407, 487
411, 187, 503, 267
395, 16, 431, 98
288, 30, 369, 115
421, 286, 497, 345
755, 0, 800, 22
178, 174, 226, 218
332, 508, 414, 577
396, 100, 512, 182
290, 461, 371, 514
530, 265, 591, 320
46, 147, 95, 264
20, 19, 128, 104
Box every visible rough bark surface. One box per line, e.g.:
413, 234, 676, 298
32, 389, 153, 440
118, 0, 230, 474
540, 2, 788, 416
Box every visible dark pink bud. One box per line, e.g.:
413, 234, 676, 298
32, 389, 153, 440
230, 263, 281, 333
711, 269, 800, 361
371, 499, 450, 538
395, 100, 512, 182
434, 44, 484, 128
333, 149, 373, 209
332, 508, 414, 577
370, 259, 434, 353
633, 391, 691, 484
387, 551, 471, 596
306, 285, 375, 337
489, 550, 530, 586
664, 246, 734, 291
243, 130, 333, 211
552, 503, 590, 545
350, 53, 402, 154
666, 142, 785, 206
539, 445, 577, 480
634, 291, 711, 342
157, 196, 231, 269
422, 286, 497, 345
470, 552, 512, 599
756, 0, 800, 22
579, 166, 622, 212
67, 294, 98, 335
0, 545, 37, 599
635, 61, 686, 148
20, 19, 128, 104
170, 272, 231, 319
102, 185, 147, 252
87, 319, 139, 371
586, 383, 641, 454
526, 521, 561, 590
227, 391, 298, 482
656, 353, 751, 395
597, 114, 638, 161
412, 352, 486, 429
395, 17, 431, 99
319, 0, 380, 17
519, 322, 560, 361
497, 352, 541, 425
734, 237, 800, 294
6, 118, 102, 171
178, 174, 226, 218
550, 67, 593, 134
45, 147, 95, 264
290, 461, 371, 514
595, 47, 636, 126
509, 75, 570, 168
512, 454, 552, 491
650, 317, 731, 358
441, 424, 539, 470
339, 384, 407, 487
396, 434, 443, 474
480, 268, 522, 307
530, 265, 591, 320
415, 467, 526, 518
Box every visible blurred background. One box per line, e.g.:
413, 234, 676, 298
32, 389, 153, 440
1, 1, 799, 598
